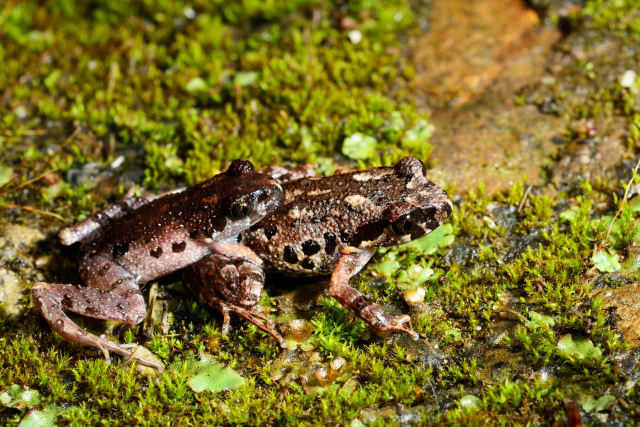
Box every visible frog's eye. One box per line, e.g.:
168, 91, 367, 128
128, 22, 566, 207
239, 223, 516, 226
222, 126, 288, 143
229, 199, 252, 219
390, 215, 414, 235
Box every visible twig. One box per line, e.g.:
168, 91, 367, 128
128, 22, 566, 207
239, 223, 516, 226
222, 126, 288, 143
517, 185, 533, 212
0, 168, 57, 197
595, 158, 640, 255
52, 126, 80, 156
0, 204, 66, 222
0, 129, 48, 136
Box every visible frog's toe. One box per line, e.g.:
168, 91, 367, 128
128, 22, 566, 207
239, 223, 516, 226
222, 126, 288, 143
233, 306, 287, 348
390, 316, 419, 340
117, 343, 164, 371
370, 312, 419, 340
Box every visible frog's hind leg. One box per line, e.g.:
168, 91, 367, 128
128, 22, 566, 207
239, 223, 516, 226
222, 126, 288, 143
184, 251, 287, 348
32, 256, 162, 369
328, 249, 419, 340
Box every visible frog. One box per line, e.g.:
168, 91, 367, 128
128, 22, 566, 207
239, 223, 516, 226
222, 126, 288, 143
184, 156, 452, 345
32, 160, 283, 369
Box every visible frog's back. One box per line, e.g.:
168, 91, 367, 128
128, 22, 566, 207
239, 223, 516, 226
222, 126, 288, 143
243, 157, 452, 276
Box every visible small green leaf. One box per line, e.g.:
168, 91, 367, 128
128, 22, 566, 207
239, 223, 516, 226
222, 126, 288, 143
342, 133, 378, 160
44, 69, 62, 91
525, 311, 555, 330
459, 394, 481, 409
172, 354, 244, 393
372, 257, 400, 275
0, 385, 41, 409
185, 77, 208, 94
583, 394, 616, 412
397, 265, 434, 288
629, 196, 640, 212
234, 71, 258, 86
19, 406, 63, 427
559, 207, 580, 223
382, 111, 405, 140
444, 326, 462, 341
557, 334, 602, 362
400, 223, 454, 253
402, 120, 434, 150
0, 165, 13, 187
592, 250, 621, 273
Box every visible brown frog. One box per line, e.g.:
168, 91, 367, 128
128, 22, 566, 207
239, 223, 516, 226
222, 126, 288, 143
185, 157, 452, 345
32, 160, 283, 368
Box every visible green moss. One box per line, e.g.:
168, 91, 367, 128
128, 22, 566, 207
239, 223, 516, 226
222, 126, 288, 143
582, 0, 640, 41
3, 0, 640, 425
0, 0, 431, 194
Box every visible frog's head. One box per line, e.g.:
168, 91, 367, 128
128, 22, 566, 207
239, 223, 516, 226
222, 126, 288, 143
191, 160, 283, 240
347, 157, 452, 248
385, 156, 452, 241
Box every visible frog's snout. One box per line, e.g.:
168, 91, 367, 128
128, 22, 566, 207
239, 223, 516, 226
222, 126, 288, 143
254, 181, 283, 215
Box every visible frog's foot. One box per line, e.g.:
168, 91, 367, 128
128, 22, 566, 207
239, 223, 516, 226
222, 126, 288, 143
328, 249, 419, 341
185, 251, 286, 347
207, 297, 287, 349
118, 343, 165, 371
359, 307, 419, 340
32, 280, 163, 370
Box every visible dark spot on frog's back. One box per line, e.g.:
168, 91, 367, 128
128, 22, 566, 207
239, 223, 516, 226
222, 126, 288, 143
283, 246, 298, 264
301, 258, 315, 270
264, 226, 277, 240
302, 239, 320, 256
112, 241, 129, 257
189, 229, 199, 239
150, 246, 163, 258
324, 232, 337, 254
172, 241, 186, 253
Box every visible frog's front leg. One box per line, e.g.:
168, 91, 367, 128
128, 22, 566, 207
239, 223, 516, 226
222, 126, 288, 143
32, 254, 163, 369
328, 248, 419, 340
59, 188, 187, 245
59, 195, 158, 245
185, 242, 287, 348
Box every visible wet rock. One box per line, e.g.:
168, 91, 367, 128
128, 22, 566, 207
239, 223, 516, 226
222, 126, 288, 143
549, 119, 628, 191
395, 336, 448, 370
0, 268, 30, 316
612, 348, 640, 384
413, 0, 559, 107
504, 227, 546, 264
476, 347, 523, 385
487, 203, 519, 230
0, 224, 46, 316
595, 283, 640, 347
412, 0, 564, 194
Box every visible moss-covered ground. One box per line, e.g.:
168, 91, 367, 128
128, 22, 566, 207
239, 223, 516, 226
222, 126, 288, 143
2, 0, 640, 425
